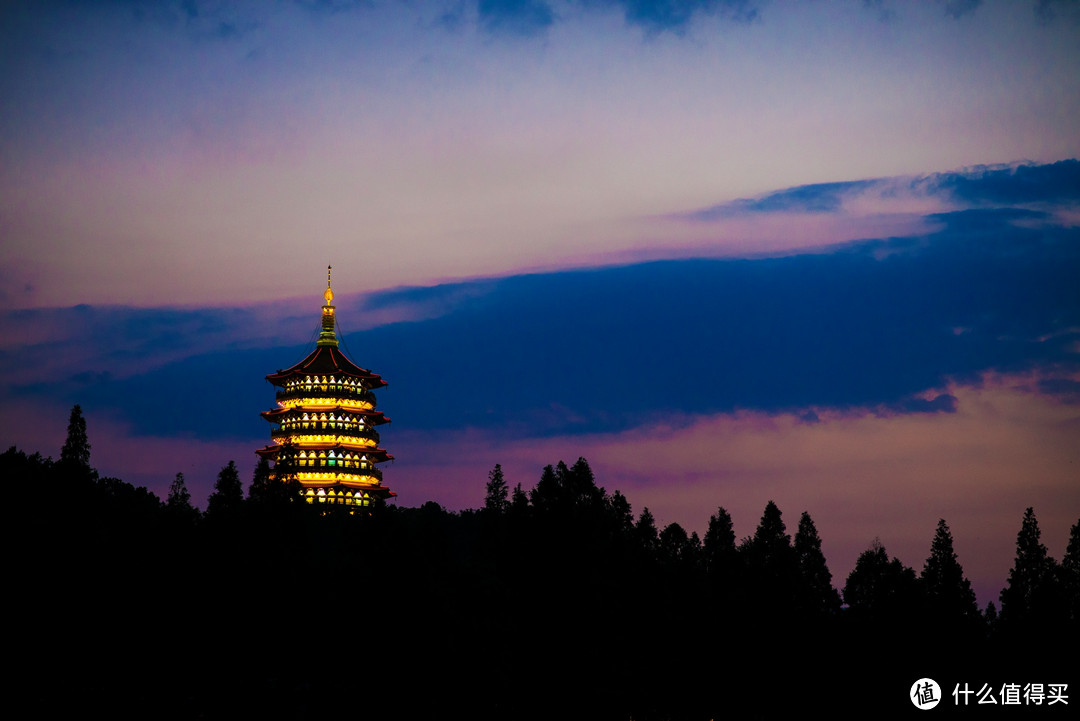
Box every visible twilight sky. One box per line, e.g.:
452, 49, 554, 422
2, 0, 1079, 607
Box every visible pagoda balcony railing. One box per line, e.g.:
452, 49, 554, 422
276, 460, 384, 482
271, 425, 380, 443
275, 386, 376, 405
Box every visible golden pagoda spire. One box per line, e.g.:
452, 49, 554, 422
317, 264, 338, 347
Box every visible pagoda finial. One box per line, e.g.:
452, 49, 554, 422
317, 266, 338, 347
324, 264, 334, 306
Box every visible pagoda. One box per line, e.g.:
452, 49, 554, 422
257, 267, 394, 507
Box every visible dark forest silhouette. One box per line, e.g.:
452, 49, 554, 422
6, 405, 1078, 719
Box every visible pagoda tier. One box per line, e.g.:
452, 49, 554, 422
256, 442, 393, 467
258, 267, 395, 506
261, 406, 390, 433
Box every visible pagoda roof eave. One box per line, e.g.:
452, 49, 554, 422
256, 444, 394, 461
260, 407, 391, 424
266, 346, 387, 387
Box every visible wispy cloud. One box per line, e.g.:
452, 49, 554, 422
6, 192, 1075, 445
924, 159, 1080, 206
679, 180, 879, 220
675, 160, 1080, 224
605, 0, 759, 33
478, 0, 556, 36
471, 0, 761, 36
942, 0, 983, 19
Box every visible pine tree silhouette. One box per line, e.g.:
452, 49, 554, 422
794, 511, 841, 615
60, 404, 91, 469
484, 463, 509, 514
206, 460, 244, 518
921, 519, 978, 625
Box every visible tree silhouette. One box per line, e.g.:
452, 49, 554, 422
659, 522, 699, 568
743, 501, 799, 615
484, 463, 509, 514
529, 464, 559, 513
565, 457, 604, 510
606, 489, 634, 535
166, 472, 192, 509
37, 401, 1080, 718
167, 472, 191, 507
60, 404, 91, 469
983, 600, 998, 631
701, 506, 739, 618
165, 471, 200, 527
250, 454, 301, 511
248, 455, 273, 501
794, 511, 841, 615
921, 519, 978, 626
510, 482, 528, 514
635, 507, 659, 556
843, 539, 920, 619
750, 500, 792, 563
527, 458, 607, 524
704, 507, 735, 561
999, 507, 1056, 629
1065, 519, 1080, 579
206, 460, 244, 518
1064, 519, 1080, 627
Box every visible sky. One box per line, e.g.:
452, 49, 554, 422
2, 0, 1079, 608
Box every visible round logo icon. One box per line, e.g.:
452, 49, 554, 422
911, 678, 942, 710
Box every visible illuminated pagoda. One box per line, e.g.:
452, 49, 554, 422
257, 266, 394, 507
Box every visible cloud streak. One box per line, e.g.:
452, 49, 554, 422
4, 176, 1076, 447
676, 161, 1080, 223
